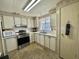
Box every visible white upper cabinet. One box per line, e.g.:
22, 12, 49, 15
50, 13, 57, 30
27, 18, 31, 28
14, 17, 21, 26
36, 17, 39, 27
27, 17, 34, 28
31, 19, 34, 27
50, 13, 56, 27
3, 16, 14, 29
21, 17, 27, 26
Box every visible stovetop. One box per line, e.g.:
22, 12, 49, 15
17, 33, 29, 38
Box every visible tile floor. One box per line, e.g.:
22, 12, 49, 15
8, 43, 60, 59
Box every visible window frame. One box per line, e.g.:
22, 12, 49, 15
39, 16, 52, 33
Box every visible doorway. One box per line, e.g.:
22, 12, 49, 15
60, 2, 79, 59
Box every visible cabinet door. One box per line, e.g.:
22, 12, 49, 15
3, 16, 14, 29
50, 13, 57, 30
36, 34, 40, 44
50, 37, 56, 51
21, 18, 27, 26
34, 33, 39, 43
36, 17, 39, 27
31, 19, 34, 28
5, 38, 17, 52
40, 35, 44, 46
27, 17, 34, 28
14, 17, 21, 26
27, 18, 31, 28
34, 33, 37, 42
45, 36, 49, 48
30, 33, 34, 43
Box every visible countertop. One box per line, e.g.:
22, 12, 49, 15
3, 35, 16, 39
30, 31, 57, 38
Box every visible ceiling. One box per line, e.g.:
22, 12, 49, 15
0, 0, 60, 16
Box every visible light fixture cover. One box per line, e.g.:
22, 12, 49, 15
23, 0, 41, 12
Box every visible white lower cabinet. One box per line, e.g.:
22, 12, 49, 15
45, 36, 49, 48
36, 34, 40, 44
34, 33, 37, 42
5, 38, 17, 52
30, 33, 34, 43
35, 33, 40, 44
50, 37, 56, 51
39, 35, 44, 46
34, 33, 56, 51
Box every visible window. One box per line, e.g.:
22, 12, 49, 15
40, 16, 51, 33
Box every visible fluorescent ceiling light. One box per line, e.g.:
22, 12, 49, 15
24, 0, 36, 11
23, 0, 41, 12
26, 0, 41, 12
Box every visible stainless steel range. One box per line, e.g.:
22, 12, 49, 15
17, 30, 30, 49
